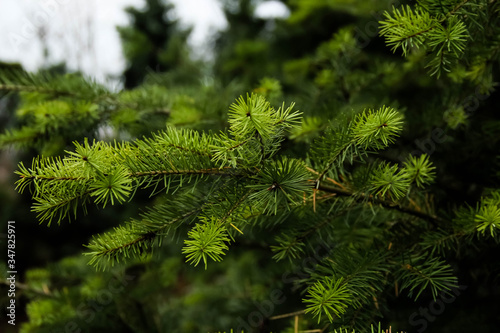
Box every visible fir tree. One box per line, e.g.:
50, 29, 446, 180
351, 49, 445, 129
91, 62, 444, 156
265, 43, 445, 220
1, 0, 499, 332
117, 0, 193, 88
213, 0, 271, 84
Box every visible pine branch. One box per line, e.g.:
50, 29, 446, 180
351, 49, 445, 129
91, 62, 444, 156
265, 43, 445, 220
420, 229, 468, 255
32, 189, 93, 225
0, 69, 110, 101
304, 249, 390, 324
397, 256, 458, 300
129, 167, 237, 178
313, 106, 403, 184
85, 196, 205, 270
90, 210, 196, 255
220, 189, 252, 222
443, 0, 471, 21
315, 139, 355, 184
315, 182, 443, 226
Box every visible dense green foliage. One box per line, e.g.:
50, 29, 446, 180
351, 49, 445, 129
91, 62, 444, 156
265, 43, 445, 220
1, 0, 500, 332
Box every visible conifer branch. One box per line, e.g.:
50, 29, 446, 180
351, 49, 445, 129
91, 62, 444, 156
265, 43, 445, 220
221, 190, 252, 222
315, 182, 442, 226
443, 0, 471, 21
316, 140, 354, 184
85, 195, 207, 270
129, 167, 237, 178
306, 166, 347, 190
90, 209, 199, 258
396, 256, 458, 300
33, 189, 93, 225
18, 174, 88, 182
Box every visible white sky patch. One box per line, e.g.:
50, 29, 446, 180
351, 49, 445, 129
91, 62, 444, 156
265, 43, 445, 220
0, 0, 281, 83
0, 0, 143, 82
171, 0, 226, 47
255, 0, 290, 19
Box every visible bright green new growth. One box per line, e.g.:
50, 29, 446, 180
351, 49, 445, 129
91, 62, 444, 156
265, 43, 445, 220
367, 154, 436, 201
403, 154, 436, 188
182, 217, 231, 269
352, 106, 404, 150
473, 192, 500, 237
370, 163, 411, 200
247, 157, 310, 214
303, 277, 352, 323
379, 1, 492, 77
14, 92, 460, 325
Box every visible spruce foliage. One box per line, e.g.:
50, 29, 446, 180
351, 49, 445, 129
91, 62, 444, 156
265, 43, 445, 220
11, 91, 457, 328
1, 0, 499, 332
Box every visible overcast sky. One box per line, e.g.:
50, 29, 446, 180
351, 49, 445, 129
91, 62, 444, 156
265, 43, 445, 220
0, 0, 288, 84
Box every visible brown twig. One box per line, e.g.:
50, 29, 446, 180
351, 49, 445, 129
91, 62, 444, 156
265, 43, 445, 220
269, 309, 306, 320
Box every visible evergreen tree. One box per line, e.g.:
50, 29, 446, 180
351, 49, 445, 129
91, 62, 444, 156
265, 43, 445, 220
213, 0, 271, 85
118, 0, 193, 88
1, 0, 499, 332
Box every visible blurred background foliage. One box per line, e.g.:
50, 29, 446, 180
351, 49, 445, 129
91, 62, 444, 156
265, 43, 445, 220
0, 0, 499, 332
